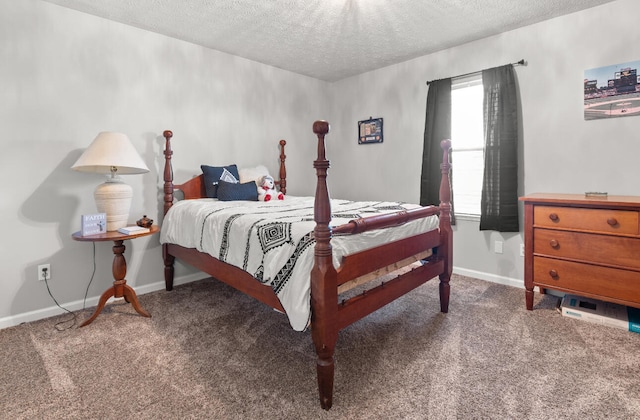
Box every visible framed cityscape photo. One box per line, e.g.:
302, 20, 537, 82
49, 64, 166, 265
358, 117, 383, 144
584, 59, 640, 120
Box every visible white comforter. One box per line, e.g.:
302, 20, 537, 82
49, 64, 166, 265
160, 196, 439, 331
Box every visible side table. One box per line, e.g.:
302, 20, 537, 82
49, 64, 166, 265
72, 225, 159, 327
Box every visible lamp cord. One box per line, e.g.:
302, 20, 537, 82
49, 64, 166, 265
43, 272, 77, 331
46, 242, 97, 331
83, 242, 97, 310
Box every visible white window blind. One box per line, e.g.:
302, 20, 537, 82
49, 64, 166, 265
451, 74, 484, 217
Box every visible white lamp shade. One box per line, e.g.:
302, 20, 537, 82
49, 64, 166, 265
72, 132, 148, 231
71, 132, 149, 174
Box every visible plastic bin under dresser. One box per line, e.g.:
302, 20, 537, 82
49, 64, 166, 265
520, 193, 640, 310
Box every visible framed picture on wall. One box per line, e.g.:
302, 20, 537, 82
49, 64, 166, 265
584, 59, 640, 120
358, 117, 383, 144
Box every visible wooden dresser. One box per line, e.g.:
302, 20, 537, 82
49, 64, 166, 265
520, 193, 640, 310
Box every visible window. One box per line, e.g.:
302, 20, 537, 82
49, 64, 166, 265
451, 74, 484, 217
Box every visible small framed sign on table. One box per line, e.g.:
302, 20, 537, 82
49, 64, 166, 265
358, 117, 383, 144
80, 213, 107, 236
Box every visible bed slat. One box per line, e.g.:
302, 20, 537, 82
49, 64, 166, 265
336, 229, 440, 286
337, 251, 431, 295
337, 258, 445, 330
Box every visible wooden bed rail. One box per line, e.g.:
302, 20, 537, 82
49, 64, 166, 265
331, 206, 440, 235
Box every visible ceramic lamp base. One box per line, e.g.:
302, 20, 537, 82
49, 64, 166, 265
94, 178, 132, 231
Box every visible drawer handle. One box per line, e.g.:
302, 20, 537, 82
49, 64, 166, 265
548, 213, 559, 221
607, 218, 618, 227
549, 269, 559, 279
549, 239, 559, 248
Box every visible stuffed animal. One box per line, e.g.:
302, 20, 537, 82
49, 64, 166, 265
257, 175, 284, 201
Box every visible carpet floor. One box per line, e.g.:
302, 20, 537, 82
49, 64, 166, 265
2, 273, 640, 419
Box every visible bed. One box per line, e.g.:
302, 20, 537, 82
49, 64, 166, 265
160, 120, 453, 409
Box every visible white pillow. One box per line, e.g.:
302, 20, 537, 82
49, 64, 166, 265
239, 165, 271, 185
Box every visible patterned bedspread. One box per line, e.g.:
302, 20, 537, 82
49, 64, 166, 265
160, 196, 439, 331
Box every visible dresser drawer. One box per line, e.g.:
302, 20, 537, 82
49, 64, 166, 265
534, 228, 640, 269
533, 256, 640, 303
534, 206, 639, 235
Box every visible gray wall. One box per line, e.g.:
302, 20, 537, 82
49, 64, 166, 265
326, 0, 640, 286
2, 0, 639, 327
0, 0, 327, 327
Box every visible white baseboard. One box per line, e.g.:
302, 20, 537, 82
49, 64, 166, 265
0, 272, 208, 330
453, 267, 524, 289
1, 268, 524, 330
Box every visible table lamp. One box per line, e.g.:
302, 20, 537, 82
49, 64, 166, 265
71, 132, 149, 231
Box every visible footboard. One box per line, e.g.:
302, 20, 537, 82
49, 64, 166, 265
309, 120, 452, 409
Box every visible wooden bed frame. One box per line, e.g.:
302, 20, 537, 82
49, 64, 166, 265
161, 120, 452, 410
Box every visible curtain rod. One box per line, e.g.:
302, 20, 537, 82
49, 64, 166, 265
426, 59, 525, 85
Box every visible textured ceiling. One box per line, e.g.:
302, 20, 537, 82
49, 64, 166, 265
42, 0, 617, 81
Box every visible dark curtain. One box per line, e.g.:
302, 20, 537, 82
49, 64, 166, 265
420, 78, 453, 221
480, 65, 519, 232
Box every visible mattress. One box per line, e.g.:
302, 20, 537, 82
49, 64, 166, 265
160, 196, 439, 331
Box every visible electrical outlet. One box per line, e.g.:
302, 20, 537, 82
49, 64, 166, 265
520, 244, 525, 257
495, 241, 503, 254
38, 264, 50, 281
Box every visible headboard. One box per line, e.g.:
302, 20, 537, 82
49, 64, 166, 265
162, 130, 287, 215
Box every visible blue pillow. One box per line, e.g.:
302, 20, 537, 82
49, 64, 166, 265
200, 164, 240, 198
217, 180, 258, 201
